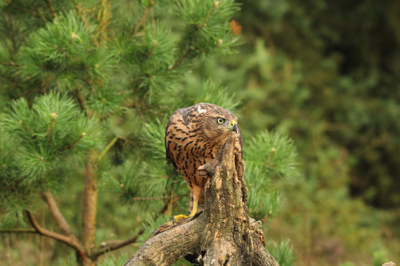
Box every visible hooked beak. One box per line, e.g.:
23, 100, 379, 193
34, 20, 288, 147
230, 120, 238, 133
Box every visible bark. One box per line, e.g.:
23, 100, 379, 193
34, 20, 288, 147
82, 153, 99, 266
123, 132, 279, 266
382, 262, 396, 266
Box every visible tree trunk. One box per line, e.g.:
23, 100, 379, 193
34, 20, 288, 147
82, 152, 99, 266
123, 132, 279, 266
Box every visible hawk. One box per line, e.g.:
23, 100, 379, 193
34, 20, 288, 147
165, 103, 243, 219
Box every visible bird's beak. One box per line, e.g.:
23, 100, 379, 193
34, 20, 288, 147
230, 120, 238, 133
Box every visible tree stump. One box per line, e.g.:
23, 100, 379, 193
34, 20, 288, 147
123, 132, 279, 266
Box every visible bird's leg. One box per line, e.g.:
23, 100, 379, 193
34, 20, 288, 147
189, 200, 198, 217
189, 187, 201, 217
172, 187, 201, 224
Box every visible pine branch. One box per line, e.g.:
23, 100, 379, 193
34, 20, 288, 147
43, 0, 57, 19
132, 196, 169, 201
6, 14, 17, 56
0, 70, 45, 96
17, 88, 46, 97
117, 136, 144, 156
19, 120, 33, 135
76, 88, 89, 111
169, 39, 222, 71
0, 72, 19, 83
0, 61, 20, 66
98, 136, 118, 161
0, 180, 22, 192
6, 2, 40, 18
129, 0, 154, 38
24, 210, 82, 250
47, 113, 57, 148
58, 132, 86, 151
40, 191, 80, 244
169, 48, 191, 71
34, 3, 48, 22
0, 228, 36, 233
94, 230, 145, 257
71, 0, 93, 38
201, 1, 219, 25
262, 210, 273, 223
169, 2, 220, 71
92, 203, 168, 258
96, 0, 111, 44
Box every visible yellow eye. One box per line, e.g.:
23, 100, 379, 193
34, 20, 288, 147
217, 117, 225, 124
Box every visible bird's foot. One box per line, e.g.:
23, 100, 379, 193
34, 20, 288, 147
188, 204, 204, 217
171, 214, 189, 225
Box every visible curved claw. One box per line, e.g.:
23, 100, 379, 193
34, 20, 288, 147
171, 214, 189, 225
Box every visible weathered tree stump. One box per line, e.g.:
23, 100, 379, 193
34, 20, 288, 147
123, 132, 279, 266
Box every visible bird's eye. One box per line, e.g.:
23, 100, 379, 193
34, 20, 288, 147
217, 117, 225, 124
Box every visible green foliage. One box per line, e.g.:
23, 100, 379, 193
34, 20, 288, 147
142, 118, 169, 161
97, 252, 130, 266
243, 131, 297, 220
175, 0, 240, 58
2, 92, 104, 180
179, 0, 400, 262
245, 131, 298, 180
268, 239, 296, 266
339, 263, 356, 266
0, 93, 105, 228
197, 79, 241, 112
1, 2, 271, 265
373, 251, 389, 266
55, 252, 77, 266
18, 12, 117, 91
6, 0, 395, 265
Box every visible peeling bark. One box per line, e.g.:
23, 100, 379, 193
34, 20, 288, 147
123, 132, 279, 266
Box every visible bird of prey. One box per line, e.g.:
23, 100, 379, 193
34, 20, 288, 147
165, 103, 243, 219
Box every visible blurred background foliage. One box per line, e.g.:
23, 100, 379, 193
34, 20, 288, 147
0, 0, 399, 265
185, 0, 400, 264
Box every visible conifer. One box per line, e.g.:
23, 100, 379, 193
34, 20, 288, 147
0, 1, 297, 265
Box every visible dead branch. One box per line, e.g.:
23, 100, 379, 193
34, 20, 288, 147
123, 132, 279, 266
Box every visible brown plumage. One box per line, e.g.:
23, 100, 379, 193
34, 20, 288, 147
165, 103, 243, 217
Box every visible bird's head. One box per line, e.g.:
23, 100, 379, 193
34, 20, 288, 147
198, 104, 239, 140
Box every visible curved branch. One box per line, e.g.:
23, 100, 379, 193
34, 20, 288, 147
41, 191, 80, 244
96, 230, 143, 256
123, 219, 204, 266
24, 210, 81, 251
92, 203, 169, 258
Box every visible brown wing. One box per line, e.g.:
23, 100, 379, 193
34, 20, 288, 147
165, 107, 191, 169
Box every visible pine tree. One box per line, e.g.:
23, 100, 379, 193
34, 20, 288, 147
0, 1, 297, 265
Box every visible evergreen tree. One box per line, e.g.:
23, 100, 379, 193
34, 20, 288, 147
0, 1, 297, 265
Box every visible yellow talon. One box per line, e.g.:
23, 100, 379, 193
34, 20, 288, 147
173, 214, 188, 221
172, 199, 198, 225
189, 200, 198, 217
